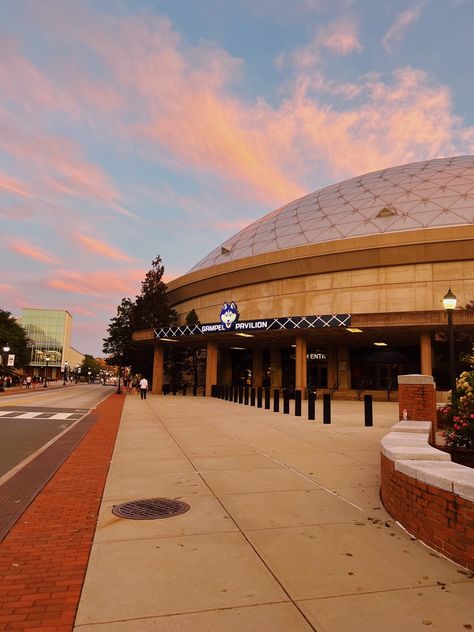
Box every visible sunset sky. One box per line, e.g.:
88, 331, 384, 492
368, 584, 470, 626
1, 0, 473, 356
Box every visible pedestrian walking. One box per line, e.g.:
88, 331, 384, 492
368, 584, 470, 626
139, 377, 148, 400
26, 376, 32, 389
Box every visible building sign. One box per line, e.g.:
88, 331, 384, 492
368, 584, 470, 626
7, 354, 15, 366
155, 303, 351, 340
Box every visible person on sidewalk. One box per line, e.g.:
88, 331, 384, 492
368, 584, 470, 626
139, 377, 148, 400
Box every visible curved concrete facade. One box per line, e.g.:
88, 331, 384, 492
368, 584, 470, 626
135, 156, 474, 396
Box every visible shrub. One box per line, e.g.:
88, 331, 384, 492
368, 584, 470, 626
443, 370, 474, 449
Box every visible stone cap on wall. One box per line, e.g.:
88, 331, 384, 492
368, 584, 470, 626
381, 420, 474, 501
398, 374, 434, 385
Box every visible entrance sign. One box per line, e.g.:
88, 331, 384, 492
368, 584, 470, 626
155, 313, 351, 340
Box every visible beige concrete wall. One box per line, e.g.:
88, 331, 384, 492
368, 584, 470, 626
172, 260, 474, 324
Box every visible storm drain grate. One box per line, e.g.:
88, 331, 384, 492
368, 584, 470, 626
112, 498, 190, 520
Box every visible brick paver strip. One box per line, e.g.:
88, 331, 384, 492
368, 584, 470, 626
0, 394, 124, 631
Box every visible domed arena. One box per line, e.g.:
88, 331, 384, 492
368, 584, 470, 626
135, 156, 474, 399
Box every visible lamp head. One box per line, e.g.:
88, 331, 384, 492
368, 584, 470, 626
3, 345, 10, 353
442, 288, 458, 311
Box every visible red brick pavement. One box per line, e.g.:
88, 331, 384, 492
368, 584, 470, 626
0, 394, 125, 631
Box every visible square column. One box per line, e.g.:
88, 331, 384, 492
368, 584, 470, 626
420, 333, 433, 376
337, 346, 350, 389
295, 335, 307, 397
205, 341, 218, 397
152, 346, 164, 394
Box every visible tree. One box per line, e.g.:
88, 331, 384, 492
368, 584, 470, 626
103, 256, 177, 376
81, 354, 102, 381
0, 309, 29, 372
134, 256, 177, 329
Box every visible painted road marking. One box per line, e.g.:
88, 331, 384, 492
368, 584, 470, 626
0, 410, 81, 420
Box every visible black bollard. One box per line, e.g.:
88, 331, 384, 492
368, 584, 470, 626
273, 388, 280, 412
182, 385, 187, 396
173, 384, 177, 396
308, 390, 316, 421
193, 384, 197, 397
244, 386, 249, 405
257, 387, 263, 408
238, 386, 244, 404
283, 389, 290, 414
295, 389, 302, 416
323, 393, 331, 424
264, 388, 270, 409
250, 387, 256, 406
364, 394, 373, 427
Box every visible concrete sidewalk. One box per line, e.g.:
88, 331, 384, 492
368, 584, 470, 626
74, 396, 473, 632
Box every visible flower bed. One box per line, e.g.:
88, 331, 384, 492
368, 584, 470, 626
439, 371, 474, 461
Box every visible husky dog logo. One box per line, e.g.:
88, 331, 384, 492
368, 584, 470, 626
220, 302, 239, 330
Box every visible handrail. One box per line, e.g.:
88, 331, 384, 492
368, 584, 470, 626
386, 379, 393, 401
357, 378, 366, 400
329, 380, 339, 395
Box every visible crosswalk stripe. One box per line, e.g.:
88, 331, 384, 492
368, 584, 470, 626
15, 412, 44, 419
0, 410, 78, 420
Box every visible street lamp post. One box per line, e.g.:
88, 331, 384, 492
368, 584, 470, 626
442, 288, 458, 406
88, 370, 92, 383
63, 361, 68, 385
0, 344, 10, 392
43, 355, 50, 388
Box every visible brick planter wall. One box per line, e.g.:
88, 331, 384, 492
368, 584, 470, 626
381, 453, 474, 571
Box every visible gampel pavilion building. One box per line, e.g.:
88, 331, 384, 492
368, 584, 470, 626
134, 155, 474, 400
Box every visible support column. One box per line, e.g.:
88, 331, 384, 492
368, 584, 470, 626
295, 335, 307, 398
270, 349, 282, 389
152, 346, 164, 394
326, 345, 337, 389
337, 346, 350, 389
205, 341, 218, 397
420, 333, 433, 377
252, 349, 263, 388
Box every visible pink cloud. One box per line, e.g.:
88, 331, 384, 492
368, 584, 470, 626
317, 18, 363, 56
9, 238, 58, 264
1, 1, 473, 216
382, 5, 424, 54
48, 269, 145, 297
76, 234, 133, 262
0, 171, 35, 199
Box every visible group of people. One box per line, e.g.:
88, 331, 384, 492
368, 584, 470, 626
123, 376, 149, 399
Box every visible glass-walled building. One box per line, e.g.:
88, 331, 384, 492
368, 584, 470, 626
21, 308, 77, 380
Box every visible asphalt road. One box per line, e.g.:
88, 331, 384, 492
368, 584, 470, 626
0, 384, 115, 480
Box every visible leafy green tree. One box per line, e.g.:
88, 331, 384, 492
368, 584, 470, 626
81, 354, 102, 381
134, 256, 177, 329
0, 309, 29, 372
103, 256, 177, 376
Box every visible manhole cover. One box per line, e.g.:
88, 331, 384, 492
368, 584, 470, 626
112, 498, 190, 520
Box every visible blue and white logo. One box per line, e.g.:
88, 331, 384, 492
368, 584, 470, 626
220, 302, 239, 330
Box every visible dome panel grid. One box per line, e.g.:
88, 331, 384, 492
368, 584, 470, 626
189, 156, 474, 272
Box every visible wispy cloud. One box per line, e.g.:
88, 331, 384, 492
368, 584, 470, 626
382, 5, 425, 54
48, 269, 144, 297
76, 234, 133, 262
9, 238, 59, 264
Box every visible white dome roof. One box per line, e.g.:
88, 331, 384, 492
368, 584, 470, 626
190, 155, 474, 272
